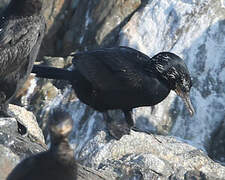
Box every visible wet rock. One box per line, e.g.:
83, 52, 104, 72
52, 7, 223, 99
42, 0, 142, 57
75, 129, 225, 179
0, 0, 9, 13
8, 104, 45, 145
39, 0, 73, 58
31, 96, 224, 179
0, 105, 47, 179
209, 118, 225, 166
119, 0, 225, 153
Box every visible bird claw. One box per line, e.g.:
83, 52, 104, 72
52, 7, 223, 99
107, 121, 130, 140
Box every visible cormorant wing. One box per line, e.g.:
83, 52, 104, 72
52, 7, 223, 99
0, 16, 45, 76
0, 19, 26, 45
7, 157, 37, 180
73, 47, 151, 91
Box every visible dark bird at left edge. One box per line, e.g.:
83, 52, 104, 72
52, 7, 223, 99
7, 109, 77, 180
0, 0, 46, 135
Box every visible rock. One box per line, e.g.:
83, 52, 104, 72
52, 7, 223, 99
30, 96, 225, 179
0, 0, 8, 13
8, 105, 45, 145
39, 0, 73, 58
0, 105, 47, 178
61, 0, 141, 55
1, 104, 110, 180
38, 0, 142, 57
209, 118, 225, 166
10, 0, 225, 178
75, 130, 225, 180
77, 164, 110, 180
119, 0, 225, 154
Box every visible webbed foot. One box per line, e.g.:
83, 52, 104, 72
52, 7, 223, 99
107, 120, 130, 140
103, 112, 130, 140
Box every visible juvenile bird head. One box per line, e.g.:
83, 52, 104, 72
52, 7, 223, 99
49, 109, 73, 141
152, 52, 195, 116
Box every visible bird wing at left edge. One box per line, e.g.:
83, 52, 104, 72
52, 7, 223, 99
0, 17, 45, 76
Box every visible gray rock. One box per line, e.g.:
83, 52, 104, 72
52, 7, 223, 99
0, 105, 47, 178
119, 0, 225, 153
11, 0, 225, 178
8, 104, 45, 145
75, 129, 225, 179
209, 118, 225, 166
30, 95, 224, 179
41, 0, 142, 57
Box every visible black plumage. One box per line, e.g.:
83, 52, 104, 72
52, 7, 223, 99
0, 0, 46, 134
32, 46, 194, 139
7, 109, 77, 180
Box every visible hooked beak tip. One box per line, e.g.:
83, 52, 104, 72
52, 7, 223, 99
175, 89, 195, 116
183, 95, 195, 116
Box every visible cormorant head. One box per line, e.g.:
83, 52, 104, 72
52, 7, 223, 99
49, 109, 73, 141
152, 52, 195, 116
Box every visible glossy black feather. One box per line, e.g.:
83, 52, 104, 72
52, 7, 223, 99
32, 46, 193, 139
71, 47, 171, 111
0, 0, 46, 117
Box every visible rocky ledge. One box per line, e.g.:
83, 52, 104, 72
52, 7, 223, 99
1, 105, 225, 179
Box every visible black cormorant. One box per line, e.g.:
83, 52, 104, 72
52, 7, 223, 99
7, 109, 77, 180
32, 46, 195, 139
0, 0, 46, 134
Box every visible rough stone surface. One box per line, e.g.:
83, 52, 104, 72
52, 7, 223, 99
119, 0, 225, 152
8, 105, 45, 145
75, 131, 225, 179
0, 106, 47, 179
31, 0, 225, 166
1, 0, 225, 179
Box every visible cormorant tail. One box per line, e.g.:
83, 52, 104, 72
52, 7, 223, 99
32, 65, 73, 81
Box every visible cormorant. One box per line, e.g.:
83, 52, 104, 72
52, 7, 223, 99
0, 0, 46, 134
7, 109, 77, 180
32, 46, 195, 139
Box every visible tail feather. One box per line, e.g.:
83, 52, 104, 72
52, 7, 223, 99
32, 65, 73, 81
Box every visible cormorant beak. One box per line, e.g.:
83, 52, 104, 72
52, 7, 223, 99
175, 88, 195, 116
51, 119, 73, 136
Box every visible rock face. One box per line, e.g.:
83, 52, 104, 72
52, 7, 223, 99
119, 0, 225, 152
76, 130, 225, 180
31, 0, 225, 165
2, 0, 225, 179
28, 93, 225, 179
0, 105, 46, 179
38, 0, 142, 57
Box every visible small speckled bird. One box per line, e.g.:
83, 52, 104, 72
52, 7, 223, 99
32, 46, 195, 139
7, 109, 77, 180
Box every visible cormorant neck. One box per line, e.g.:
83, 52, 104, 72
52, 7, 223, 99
3, 0, 43, 17
145, 59, 173, 89
50, 138, 74, 162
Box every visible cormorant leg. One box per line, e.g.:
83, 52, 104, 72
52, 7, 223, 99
123, 109, 134, 128
103, 111, 130, 140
